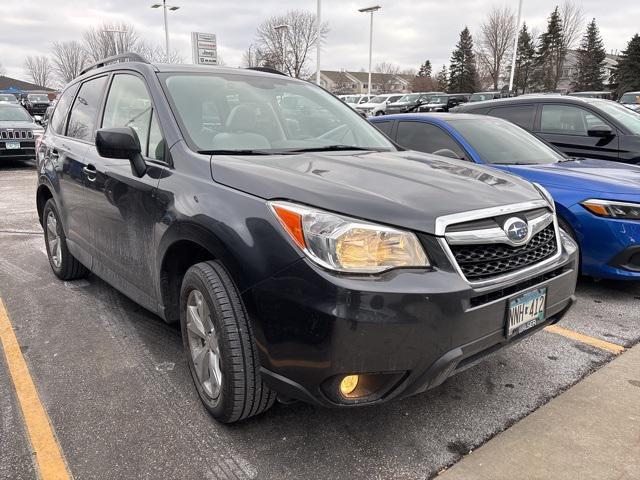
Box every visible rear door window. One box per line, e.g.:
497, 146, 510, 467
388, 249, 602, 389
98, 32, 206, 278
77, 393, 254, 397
49, 84, 78, 135
488, 105, 536, 130
66, 76, 107, 142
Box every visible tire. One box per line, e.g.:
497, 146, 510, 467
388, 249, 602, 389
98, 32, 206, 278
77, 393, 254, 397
180, 261, 275, 423
42, 199, 89, 281
375, 111, 384, 116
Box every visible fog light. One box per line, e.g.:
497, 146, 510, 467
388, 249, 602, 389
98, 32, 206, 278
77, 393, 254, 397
339, 375, 359, 396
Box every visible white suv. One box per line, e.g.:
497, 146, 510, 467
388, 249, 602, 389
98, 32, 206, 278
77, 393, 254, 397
355, 94, 404, 116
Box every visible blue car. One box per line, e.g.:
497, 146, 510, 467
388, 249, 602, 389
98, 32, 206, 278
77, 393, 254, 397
371, 113, 640, 280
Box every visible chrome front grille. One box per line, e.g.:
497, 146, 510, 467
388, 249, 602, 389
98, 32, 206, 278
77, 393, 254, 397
0, 130, 34, 140
449, 224, 558, 280
436, 201, 562, 285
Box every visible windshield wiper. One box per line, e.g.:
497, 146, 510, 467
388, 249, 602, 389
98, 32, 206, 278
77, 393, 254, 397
198, 149, 274, 155
283, 145, 383, 153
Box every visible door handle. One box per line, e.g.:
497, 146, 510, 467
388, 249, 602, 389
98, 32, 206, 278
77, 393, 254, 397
83, 164, 97, 181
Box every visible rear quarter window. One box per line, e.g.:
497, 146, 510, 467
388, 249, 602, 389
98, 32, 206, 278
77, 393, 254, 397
49, 84, 79, 135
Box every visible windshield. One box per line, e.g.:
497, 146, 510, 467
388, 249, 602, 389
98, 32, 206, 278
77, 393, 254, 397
429, 96, 448, 104
0, 106, 33, 122
448, 117, 564, 165
0, 94, 16, 102
589, 100, 640, 135
163, 73, 396, 153
470, 93, 495, 102
620, 93, 640, 104
398, 94, 420, 103
28, 94, 49, 102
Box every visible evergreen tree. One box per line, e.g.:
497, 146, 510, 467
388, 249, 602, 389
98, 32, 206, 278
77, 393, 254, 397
533, 7, 566, 91
513, 23, 536, 94
448, 27, 478, 93
417, 60, 432, 78
571, 19, 606, 91
436, 65, 449, 92
613, 34, 640, 97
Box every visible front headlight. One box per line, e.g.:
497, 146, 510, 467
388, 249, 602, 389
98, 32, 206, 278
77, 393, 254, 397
581, 199, 640, 220
269, 201, 430, 273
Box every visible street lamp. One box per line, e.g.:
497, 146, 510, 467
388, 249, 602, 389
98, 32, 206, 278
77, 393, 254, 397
151, 0, 181, 62
274, 24, 289, 73
105, 29, 125, 56
358, 5, 381, 97
316, 0, 322, 85
508, 0, 524, 93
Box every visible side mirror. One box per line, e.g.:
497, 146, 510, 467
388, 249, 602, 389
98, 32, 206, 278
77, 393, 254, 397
96, 127, 146, 178
432, 148, 462, 160
587, 125, 614, 138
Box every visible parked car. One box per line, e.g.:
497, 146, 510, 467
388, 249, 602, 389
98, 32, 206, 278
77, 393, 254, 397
38, 53, 577, 423
619, 91, 640, 112
338, 94, 363, 107
384, 92, 443, 114
0, 93, 19, 104
371, 112, 640, 280
469, 91, 505, 102
21, 93, 51, 122
415, 93, 471, 112
455, 96, 640, 164
569, 91, 613, 100
0, 103, 43, 161
355, 93, 404, 116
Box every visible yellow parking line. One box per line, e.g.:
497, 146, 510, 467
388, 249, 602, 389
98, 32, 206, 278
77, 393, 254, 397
545, 324, 625, 355
0, 298, 71, 480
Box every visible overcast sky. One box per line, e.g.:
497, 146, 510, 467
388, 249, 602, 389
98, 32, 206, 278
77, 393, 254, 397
1, 0, 638, 83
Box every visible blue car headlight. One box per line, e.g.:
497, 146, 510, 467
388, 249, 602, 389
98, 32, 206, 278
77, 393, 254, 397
581, 199, 640, 220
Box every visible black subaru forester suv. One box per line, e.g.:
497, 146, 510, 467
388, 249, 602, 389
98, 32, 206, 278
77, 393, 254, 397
36, 53, 578, 423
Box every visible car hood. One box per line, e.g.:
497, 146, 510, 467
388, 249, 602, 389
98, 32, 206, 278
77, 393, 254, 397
0, 121, 37, 129
503, 158, 640, 195
387, 102, 414, 108
356, 102, 384, 109
210, 150, 543, 235
426, 103, 447, 108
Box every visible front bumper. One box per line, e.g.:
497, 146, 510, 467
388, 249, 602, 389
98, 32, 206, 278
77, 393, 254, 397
245, 236, 578, 407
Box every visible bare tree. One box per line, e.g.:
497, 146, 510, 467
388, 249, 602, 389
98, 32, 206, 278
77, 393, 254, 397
477, 6, 517, 90
24, 56, 52, 87
560, 1, 585, 51
82, 23, 139, 62
255, 10, 328, 78
375, 61, 401, 93
135, 40, 183, 63
51, 41, 88, 85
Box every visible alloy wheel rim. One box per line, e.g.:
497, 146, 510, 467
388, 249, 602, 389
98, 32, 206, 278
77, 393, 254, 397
46, 211, 62, 268
186, 289, 223, 399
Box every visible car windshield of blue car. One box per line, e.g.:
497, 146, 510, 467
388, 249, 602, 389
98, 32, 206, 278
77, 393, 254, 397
587, 99, 640, 135
448, 117, 564, 165
0, 106, 32, 122
162, 72, 397, 154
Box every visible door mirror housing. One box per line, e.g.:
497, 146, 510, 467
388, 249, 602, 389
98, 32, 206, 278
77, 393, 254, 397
96, 127, 147, 178
587, 124, 614, 138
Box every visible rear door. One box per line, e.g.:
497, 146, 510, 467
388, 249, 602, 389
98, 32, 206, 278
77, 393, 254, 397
536, 103, 620, 160
53, 76, 108, 258
83, 72, 166, 304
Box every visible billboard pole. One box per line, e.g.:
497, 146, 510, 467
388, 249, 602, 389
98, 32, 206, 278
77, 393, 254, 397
508, 0, 524, 94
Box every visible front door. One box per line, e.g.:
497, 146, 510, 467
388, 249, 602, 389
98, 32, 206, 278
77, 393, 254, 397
83, 73, 167, 306
537, 103, 620, 161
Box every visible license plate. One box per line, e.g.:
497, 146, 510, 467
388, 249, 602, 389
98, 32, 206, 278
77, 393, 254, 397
6, 141, 20, 149
506, 288, 547, 337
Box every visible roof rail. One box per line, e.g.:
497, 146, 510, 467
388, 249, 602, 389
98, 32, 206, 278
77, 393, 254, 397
246, 66, 287, 76
80, 52, 150, 76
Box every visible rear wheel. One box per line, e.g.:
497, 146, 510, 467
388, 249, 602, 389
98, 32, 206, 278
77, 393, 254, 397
42, 199, 89, 280
180, 261, 275, 423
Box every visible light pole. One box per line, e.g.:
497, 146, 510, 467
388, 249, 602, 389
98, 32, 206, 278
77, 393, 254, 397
151, 0, 181, 62
358, 5, 380, 97
508, 0, 524, 94
274, 24, 289, 73
316, 0, 321, 85
105, 29, 125, 55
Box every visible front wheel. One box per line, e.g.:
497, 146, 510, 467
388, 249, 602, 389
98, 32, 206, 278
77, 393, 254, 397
180, 261, 275, 423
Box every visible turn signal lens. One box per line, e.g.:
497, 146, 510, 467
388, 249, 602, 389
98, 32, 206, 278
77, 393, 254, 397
269, 201, 430, 273
581, 199, 640, 220
339, 375, 359, 396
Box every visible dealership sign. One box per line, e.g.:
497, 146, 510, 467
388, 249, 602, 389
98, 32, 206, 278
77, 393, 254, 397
191, 32, 217, 65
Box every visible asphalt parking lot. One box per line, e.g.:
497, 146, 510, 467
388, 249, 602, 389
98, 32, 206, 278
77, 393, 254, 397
1, 160, 639, 480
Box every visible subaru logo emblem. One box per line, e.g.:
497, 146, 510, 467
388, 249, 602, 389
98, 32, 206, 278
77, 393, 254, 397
503, 217, 529, 244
